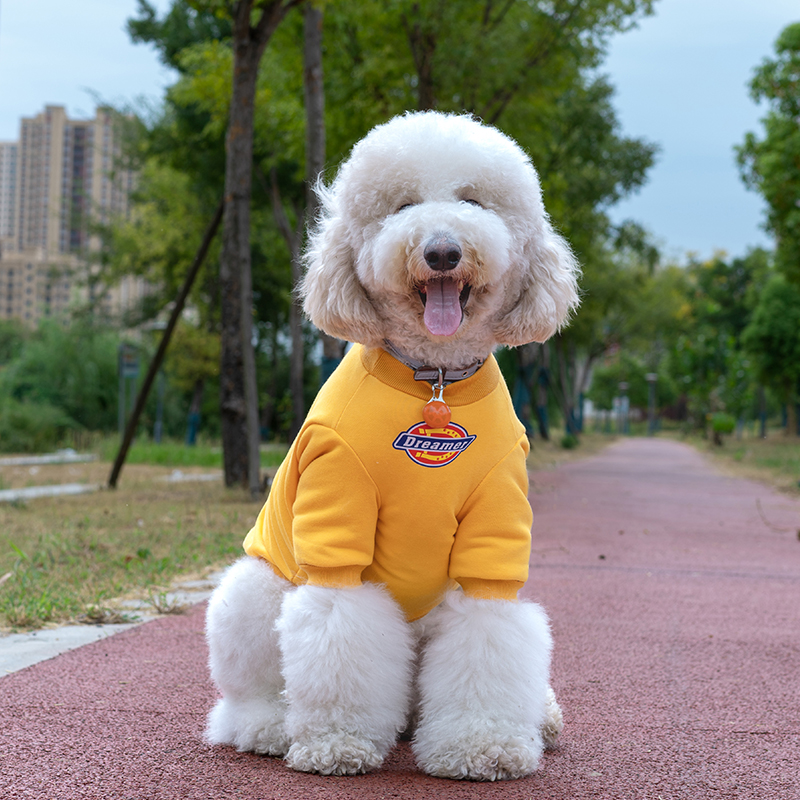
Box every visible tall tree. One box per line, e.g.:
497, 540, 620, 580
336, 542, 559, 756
126, 1, 309, 442
742, 273, 800, 437
193, 0, 304, 494
737, 22, 800, 282
279, 2, 327, 441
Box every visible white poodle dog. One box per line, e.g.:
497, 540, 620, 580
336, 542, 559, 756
205, 111, 579, 781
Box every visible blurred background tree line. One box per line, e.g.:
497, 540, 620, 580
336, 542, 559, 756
0, 2, 798, 462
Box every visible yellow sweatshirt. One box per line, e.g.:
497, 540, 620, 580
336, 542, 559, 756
243, 345, 532, 621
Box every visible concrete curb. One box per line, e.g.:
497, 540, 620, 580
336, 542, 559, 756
0, 482, 102, 502
0, 571, 223, 675
0, 449, 97, 466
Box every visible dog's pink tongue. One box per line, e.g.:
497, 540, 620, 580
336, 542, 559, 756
423, 279, 462, 336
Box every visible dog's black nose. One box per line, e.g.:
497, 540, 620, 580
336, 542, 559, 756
424, 238, 462, 271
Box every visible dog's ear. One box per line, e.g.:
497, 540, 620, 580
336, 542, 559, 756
301, 211, 385, 345
493, 227, 580, 347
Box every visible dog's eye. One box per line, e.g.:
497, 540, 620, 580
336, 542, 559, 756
461, 199, 483, 208
397, 203, 416, 213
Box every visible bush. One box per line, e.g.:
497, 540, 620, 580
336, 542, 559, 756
709, 412, 736, 446
0, 398, 78, 453
0, 320, 120, 431
561, 433, 580, 449
711, 412, 736, 435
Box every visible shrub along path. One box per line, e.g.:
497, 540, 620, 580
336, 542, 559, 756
1, 438, 798, 799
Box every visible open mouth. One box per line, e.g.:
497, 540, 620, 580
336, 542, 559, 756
418, 278, 472, 336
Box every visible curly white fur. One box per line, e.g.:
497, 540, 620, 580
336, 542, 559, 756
412, 593, 558, 781
205, 112, 570, 781
205, 557, 291, 756
276, 582, 414, 775
302, 111, 580, 368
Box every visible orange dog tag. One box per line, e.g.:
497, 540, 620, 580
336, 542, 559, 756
423, 375, 451, 428
423, 399, 451, 428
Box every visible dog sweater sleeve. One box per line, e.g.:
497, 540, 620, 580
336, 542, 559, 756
448, 435, 532, 598
291, 424, 380, 587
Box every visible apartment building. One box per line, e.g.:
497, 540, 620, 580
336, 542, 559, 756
0, 105, 147, 325
0, 141, 17, 245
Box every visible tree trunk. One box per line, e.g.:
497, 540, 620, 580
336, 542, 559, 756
785, 391, 799, 438
286, 2, 328, 442
219, 0, 301, 493
300, 6, 345, 401
219, 36, 260, 493
108, 198, 224, 489
554, 334, 578, 436
536, 342, 551, 440
288, 237, 305, 442
513, 343, 538, 437
402, 6, 438, 110
187, 377, 204, 445
304, 4, 325, 215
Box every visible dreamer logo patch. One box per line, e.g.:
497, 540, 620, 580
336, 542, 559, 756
392, 421, 476, 468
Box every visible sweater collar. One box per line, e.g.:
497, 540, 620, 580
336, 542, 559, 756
359, 344, 499, 406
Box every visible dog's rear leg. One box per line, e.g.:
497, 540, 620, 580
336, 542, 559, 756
277, 582, 414, 776
412, 592, 558, 781
205, 557, 291, 756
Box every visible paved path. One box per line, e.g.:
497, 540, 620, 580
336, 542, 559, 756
1, 438, 798, 799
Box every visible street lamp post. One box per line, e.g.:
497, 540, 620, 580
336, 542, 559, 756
646, 373, 658, 436
618, 382, 629, 434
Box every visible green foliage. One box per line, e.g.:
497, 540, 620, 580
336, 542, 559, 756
97, 436, 224, 466
589, 352, 658, 410
737, 22, 800, 282
127, 0, 233, 71
97, 161, 222, 327
0, 320, 28, 365
0, 321, 120, 432
569, 225, 684, 362
656, 250, 770, 426
0, 399, 77, 454
582, 247, 787, 434
0, 320, 207, 451
560, 433, 580, 449
742, 273, 800, 402
164, 322, 221, 394
710, 412, 736, 435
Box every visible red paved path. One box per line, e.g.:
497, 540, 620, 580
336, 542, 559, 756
2, 438, 799, 799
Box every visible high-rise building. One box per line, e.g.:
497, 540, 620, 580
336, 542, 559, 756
0, 105, 146, 325
0, 142, 17, 244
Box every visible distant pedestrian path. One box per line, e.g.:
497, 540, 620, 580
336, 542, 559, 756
1, 438, 797, 799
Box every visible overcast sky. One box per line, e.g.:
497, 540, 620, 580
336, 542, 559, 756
0, 0, 797, 261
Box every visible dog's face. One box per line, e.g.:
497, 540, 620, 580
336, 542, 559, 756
302, 112, 579, 368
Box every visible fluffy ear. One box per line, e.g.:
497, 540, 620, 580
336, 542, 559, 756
301, 212, 385, 345
494, 227, 580, 347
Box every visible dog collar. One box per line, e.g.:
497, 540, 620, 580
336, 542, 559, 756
382, 340, 485, 386
382, 340, 486, 429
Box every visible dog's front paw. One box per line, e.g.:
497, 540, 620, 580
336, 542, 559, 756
415, 734, 542, 781
285, 733, 384, 776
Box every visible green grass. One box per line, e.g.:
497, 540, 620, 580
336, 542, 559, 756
0, 479, 261, 630
0, 436, 291, 631
668, 428, 800, 495
726, 437, 800, 483
95, 436, 288, 469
